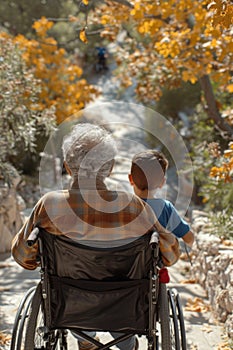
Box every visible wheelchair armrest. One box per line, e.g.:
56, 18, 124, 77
149, 231, 159, 249
27, 227, 40, 247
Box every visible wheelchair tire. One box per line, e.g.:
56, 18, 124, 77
167, 289, 180, 349
172, 289, 187, 350
24, 283, 68, 350
10, 286, 36, 350
157, 283, 172, 350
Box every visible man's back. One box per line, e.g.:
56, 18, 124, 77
12, 186, 157, 269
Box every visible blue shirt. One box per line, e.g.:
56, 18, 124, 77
143, 198, 190, 238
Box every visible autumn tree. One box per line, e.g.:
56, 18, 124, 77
0, 33, 56, 180
81, 0, 233, 135
14, 17, 99, 124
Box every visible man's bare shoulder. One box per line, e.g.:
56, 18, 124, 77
39, 190, 69, 203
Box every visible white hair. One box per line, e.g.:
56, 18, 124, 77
62, 123, 117, 178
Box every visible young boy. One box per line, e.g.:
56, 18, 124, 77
129, 150, 194, 247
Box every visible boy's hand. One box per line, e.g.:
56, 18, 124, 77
182, 230, 194, 248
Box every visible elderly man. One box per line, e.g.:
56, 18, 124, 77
12, 123, 158, 350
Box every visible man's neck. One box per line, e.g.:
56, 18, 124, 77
71, 177, 107, 190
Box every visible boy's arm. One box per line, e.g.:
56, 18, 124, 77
182, 230, 194, 248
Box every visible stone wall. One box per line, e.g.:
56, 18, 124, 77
191, 210, 233, 340
0, 169, 25, 253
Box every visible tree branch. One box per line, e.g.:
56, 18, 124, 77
105, 0, 134, 8
199, 75, 233, 136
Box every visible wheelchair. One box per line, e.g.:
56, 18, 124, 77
10, 228, 187, 350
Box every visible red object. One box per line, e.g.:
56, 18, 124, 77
159, 267, 170, 283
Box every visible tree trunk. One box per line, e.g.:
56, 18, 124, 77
199, 75, 233, 136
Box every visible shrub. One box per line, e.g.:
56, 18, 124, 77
0, 32, 56, 182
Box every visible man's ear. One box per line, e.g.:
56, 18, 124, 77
106, 160, 114, 177
158, 176, 166, 188
128, 174, 134, 185
64, 161, 72, 176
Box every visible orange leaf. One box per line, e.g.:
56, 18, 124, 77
226, 84, 233, 93
185, 297, 211, 313
79, 28, 88, 43
202, 325, 213, 333
180, 278, 197, 284
0, 331, 11, 344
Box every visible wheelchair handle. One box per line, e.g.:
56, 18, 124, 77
149, 231, 159, 248
27, 227, 40, 247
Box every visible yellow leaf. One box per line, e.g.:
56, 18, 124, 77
182, 71, 190, 82
180, 278, 197, 284
130, 6, 144, 20
202, 325, 213, 333
207, 1, 219, 11
226, 84, 233, 93
101, 15, 111, 25
223, 149, 233, 158
79, 29, 88, 43
185, 297, 211, 313
0, 331, 11, 344
82, 0, 88, 5
32, 17, 54, 37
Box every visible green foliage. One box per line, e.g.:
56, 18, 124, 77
155, 82, 201, 120
144, 83, 201, 166
190, 106, 233, 239
189, 108, 216, 191
208, 209, 233, 240
0, 34, 56, 182
0, 0, 108, 68
189, 105, 229, 184
0, 0, 62, 36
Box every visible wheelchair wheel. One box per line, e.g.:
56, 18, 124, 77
25, 283, 68, 350
10, 286, 36, 350
167, 289, 180, 349
157, 283, 172, 350
171, 289, 187, 350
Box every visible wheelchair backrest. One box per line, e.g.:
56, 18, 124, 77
39, 229, 154, 281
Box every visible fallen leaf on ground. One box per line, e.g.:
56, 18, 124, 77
0, 331, 11, 345
180, 278, 197, 284
0, 287, 11, 292
185, 297, 211, 312
217, 342, 232, 350
190, 345, 198, 350
202, 324, 213, 333
221, 240, 233, 247
180, 252, 193, 261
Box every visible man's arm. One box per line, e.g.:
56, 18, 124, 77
11, 198, 45, 270
11, 217, 39, 270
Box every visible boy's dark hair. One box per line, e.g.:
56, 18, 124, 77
131, 150, 168, 191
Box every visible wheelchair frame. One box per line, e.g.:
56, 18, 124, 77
10, 228, 187, 350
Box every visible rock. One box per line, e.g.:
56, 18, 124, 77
0, 167, 25, 253
16, 194, 26, 212
0, 224, 12, 254
191, 210, 233, 339
225, 314, 233, 339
